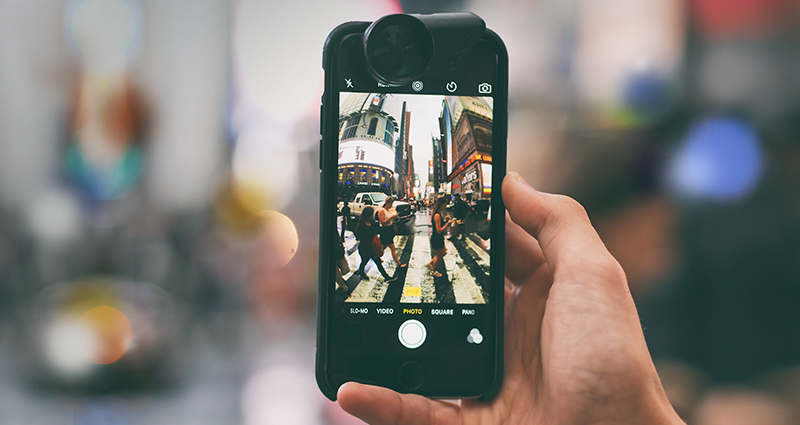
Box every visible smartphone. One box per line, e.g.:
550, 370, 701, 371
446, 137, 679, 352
317, 13, 507, 400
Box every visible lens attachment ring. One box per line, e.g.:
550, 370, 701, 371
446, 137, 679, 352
363, 14, 434, 85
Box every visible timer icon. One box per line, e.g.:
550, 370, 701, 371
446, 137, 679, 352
446, 81, 457, 92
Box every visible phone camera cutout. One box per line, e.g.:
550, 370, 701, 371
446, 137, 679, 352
411, 81, 424, 91
467, 328, 483, 344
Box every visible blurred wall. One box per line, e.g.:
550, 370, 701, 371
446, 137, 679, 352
0, 0, 66, 207
137, 0, 230, 212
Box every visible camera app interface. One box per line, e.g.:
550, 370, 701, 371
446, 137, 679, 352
335, 92, 494, 305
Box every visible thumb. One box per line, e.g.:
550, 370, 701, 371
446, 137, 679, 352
337, 382, 459, 425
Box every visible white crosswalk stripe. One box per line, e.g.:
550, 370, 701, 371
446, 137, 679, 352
443, 239, 486, 304
344, 236, 407, 303
401, 235, 433, 303
464, 236, 490, 274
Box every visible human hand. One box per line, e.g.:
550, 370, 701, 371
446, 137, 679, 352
337, 172, 684, 425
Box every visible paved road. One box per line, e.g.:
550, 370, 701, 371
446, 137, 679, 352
336, 210, 492, 304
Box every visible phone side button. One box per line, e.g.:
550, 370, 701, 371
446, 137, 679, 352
319, 104, 324, 171
319, 104, 324, 134
397, 361, 425, 391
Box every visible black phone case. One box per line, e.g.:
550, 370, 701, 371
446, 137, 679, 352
316, 18, 508, 402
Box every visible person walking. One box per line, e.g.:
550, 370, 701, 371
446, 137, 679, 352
425, 196, 452, 278
340, 199, 351, 241
355, 206, 395, 281
334, 227, 350, 291
377, 196, 407, 268
451, 193, 469, 240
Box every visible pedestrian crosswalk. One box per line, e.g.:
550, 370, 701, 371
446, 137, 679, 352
442, 238, 486, 304
401, 235, 431, 303
342, 236, 407, 302
339, 226, 490, 304
463, 235, 490, 274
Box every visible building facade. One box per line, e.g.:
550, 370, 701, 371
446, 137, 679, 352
337, 93, 402, 198
436, 96, 494, 201
393, 104, 414, 199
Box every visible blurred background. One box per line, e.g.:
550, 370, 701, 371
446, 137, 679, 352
0, 0, 799, 424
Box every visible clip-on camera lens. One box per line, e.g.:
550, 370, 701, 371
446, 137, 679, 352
362, 13, 486, 87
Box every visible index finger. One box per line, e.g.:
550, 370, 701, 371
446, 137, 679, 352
501, 172, 620, 278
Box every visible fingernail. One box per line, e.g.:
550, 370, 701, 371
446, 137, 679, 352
507, 172, 533, 189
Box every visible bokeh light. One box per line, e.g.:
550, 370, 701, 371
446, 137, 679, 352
574, 0, 684, 129
668, 117, 763, 201
623, 66, 672, 123
30, 279, 179, 389
79, 306, 133, 365
256, 210, 299, 270
214, 178, 271, 233
44, 317, 98, 377
42, 305, 134, 376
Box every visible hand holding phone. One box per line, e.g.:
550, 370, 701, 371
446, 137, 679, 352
335, 174, 685, 425
317, 13, 507, 400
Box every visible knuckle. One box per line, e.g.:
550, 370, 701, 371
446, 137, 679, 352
552, 194, 590, 221
601, 254, 627, 282
587, 252, 627, 287
563, 251, 627, 286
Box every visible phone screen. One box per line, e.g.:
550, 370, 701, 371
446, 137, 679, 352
321, 32, 505, 397
336, 92, 494, 305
